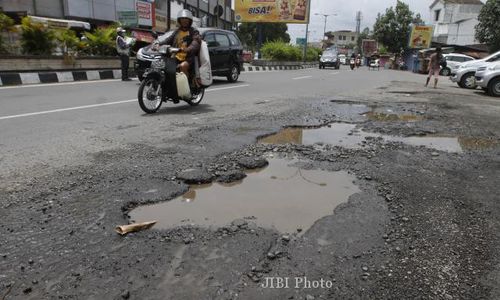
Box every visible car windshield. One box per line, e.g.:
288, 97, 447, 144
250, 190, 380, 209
322, 51, 337, 58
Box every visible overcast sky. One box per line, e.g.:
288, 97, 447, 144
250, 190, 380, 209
286, 0, 434, 43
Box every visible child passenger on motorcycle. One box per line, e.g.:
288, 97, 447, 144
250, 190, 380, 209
161, 9, 201, 80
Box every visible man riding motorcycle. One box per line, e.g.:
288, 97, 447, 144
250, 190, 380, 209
160, 9, 201, 80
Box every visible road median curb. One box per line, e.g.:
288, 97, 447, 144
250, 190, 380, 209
0, 63, 319, 87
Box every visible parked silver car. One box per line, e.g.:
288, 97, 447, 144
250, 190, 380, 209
450, 50, 500, 89
440, 53, 474, 76
475, 62, 500, 97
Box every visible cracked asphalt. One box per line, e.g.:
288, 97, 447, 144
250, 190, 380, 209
1, 68, 500, 299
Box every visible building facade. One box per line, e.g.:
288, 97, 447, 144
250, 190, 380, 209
325, 30, 358, 48
429, 0, 483, 46
0, 0, 234, 38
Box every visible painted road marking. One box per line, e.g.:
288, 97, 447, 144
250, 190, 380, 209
0, 84, 250, 121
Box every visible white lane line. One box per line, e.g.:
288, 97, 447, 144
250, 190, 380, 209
0, 84, 250, 121
330, 72, 340, 75
292, 76, 313, 80
207, 84, 249, 91
0, 79, 122, 90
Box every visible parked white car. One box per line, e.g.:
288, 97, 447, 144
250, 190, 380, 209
450, 50, 500, 89
475, 62, 500, 97
440, 53, 475, 76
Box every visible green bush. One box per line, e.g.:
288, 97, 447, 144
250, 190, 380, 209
261, 41, 302, 61
20, 17, 56, 55
0, 12, 15, 54
261, 41, 323, 61
82, 26, 116, 56
306, 47, 322, 61
55, 28, 83, 55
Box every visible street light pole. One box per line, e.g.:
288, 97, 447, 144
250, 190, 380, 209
315, 13, 337, 40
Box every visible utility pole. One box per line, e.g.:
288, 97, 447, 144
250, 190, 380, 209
314, 13, 335, 40
303, 23, 308, 62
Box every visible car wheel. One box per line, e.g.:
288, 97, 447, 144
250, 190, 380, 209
459, 72, 477, 89
227, 64, 239, 83
440, 67, 451, 76
487, 77, 500, 97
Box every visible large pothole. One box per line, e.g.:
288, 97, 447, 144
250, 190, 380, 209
129, 158, 360, 234
259, 123, 499, 152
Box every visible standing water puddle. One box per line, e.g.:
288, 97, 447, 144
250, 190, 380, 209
130, 159, 360, 233
259, 124, 498, 152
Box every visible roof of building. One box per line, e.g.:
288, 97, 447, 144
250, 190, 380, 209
430, 0, 484, 9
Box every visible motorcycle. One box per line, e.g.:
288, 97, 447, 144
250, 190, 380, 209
356, 57, 361, 68
137, 45, 205, 114
350, 58, 356, 70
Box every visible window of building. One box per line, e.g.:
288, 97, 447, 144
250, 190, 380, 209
434, 9, 441, 22
351, 36, 355, 41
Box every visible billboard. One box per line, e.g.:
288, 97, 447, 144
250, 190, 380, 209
136, 0, 154, 27
118, 11, 138, 27
234, 0, 310, 23
409, 25, 434, 49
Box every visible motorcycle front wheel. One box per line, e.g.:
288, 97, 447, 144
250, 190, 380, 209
138, 78, 163, 114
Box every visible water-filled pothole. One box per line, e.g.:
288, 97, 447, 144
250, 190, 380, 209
129, 159, 359, 234
259, 123, 499, 152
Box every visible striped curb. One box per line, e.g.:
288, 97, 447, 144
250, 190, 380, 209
242, 64, 318, 72
0, 70, 124, 87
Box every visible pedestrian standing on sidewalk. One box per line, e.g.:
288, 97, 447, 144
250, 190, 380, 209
425, 46, 443, 88
116, 27, 131, 81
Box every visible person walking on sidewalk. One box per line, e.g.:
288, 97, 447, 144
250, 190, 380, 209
425, 46, 443, 88
116, 27, 132, 81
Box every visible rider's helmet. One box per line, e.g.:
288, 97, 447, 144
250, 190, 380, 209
177, 9, 193, 26
116, 27, 126, 35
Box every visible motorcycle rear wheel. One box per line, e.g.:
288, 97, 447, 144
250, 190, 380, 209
187, 87, 205, 106
138, 78, 163, 114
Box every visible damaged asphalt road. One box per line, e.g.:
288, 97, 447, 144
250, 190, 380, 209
1, 70, 500, 299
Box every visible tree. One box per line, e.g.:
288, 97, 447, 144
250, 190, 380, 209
475, 0, 500, 52
373, 0, 415, 54
0, 12, 15, 53
236, 23, 290, 50
20, 17, 56, 55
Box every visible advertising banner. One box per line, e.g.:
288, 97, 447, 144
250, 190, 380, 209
136, 0, 154, 27
154, 11, 168, 32
235, 0, 310, 23
409, 25, 434, 49
118, 11, 138, 27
